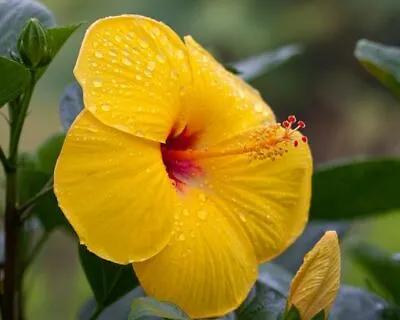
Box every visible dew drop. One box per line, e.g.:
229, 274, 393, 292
139, 38, 149, 48
239, 213, 247, 222
198, 193, 206, 202
136, 74, 143, 81
95, 51, 103, 58
254, 103, 264, 113
147, 61, 156, 71
115, 35, 122, 42
178, 234, 185, 241
122, 57, 132, 66
198, 210, 207, 220
101, 104, 111, 111
92, 78, 102, 87
176, 50, 184, 59
135, 130, 144, 137
156, 53, 166, 63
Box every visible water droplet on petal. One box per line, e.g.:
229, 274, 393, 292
254, 103, 264, 113
176, 50, 184, 59
198, 193, 206, 202
95, 51, 103, 58
115, 35, 122, 42
156, 54, 166, 63
147, 61, 156, 71
122, 57, 132, 66
101, 104, 111, 111
136, 74, 143, 81
239, 213, 247, 222
93, 78, 102, 87
139, 38, 149, 48
198, 210, 207, 220
178, 234, 185, 241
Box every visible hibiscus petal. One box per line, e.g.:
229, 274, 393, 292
54, 110, 178, 263
198, 133, 312, 263
74, 15, 191, 143
183, 36, 275, 148
133, 188, 257, 319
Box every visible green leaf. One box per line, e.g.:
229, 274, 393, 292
382, 305, 400, 320
331, 285, 389, 320
129, 297, 190, 320
283, 306, 301, 320
310, 310, 325, 320
46, 23, 82, 58
18, 134, 71, 233
0, 57, 30, 107
355, 39, 400, 98
349, 243, 400, 304
236, 264, 291, 320
35, 23, 82, 80
59, 81, 83, 131
310, 158, 400, 220
0, 0, 56, 57
79, 246, 140, 314
231, 44, 303, 81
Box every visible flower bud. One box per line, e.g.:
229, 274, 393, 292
286, 231, 341, 320
17, 18, 51, 68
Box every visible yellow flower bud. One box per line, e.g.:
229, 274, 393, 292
287, 231, 341, 320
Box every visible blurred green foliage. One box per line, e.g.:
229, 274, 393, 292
2, 0, 400, 319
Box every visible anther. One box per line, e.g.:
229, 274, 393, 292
298, 121, 306, 128
288, 115, 296, 123
282, 120, 290, 128
302, 136, 308, 143
293, 140, 299, 147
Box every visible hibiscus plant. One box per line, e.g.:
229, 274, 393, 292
0, 1, 400, 320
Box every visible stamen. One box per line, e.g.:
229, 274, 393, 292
163, 115, 308, 162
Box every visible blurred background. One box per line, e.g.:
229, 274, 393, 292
1, 0, 400, 319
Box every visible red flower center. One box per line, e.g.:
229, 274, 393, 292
161, 127, 202, 190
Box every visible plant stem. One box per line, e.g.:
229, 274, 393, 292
20, 232, 50, 276
0, 146, 9, 172
4, 72, 35, 320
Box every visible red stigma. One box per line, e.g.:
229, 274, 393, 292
288, 115, 296, 123
302, 136, 308, 143
293, 140, 299, 147
298, 121, 306, 128
282, 120, 290, 128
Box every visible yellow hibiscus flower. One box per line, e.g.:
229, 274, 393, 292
54, 15, 312, 318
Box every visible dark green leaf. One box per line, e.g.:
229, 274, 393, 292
355, 40, 400, 98
0, 0, 56, 57
79, 246, 139, 313
35, 23, 82, 80
46, 23, 82, 58
0, 57, 30, 107
349, 243, 400, 304
18, 134, 71, 233
35, 134, 65, 174
283, 306, 301, 320
330, 285, 389, 320
235, 281, 287, 320
59, 81, 83, 131
231, 44, 303, 81
129, 297, 190, 320
382, 305, 400, 320
311, 310, 325, 320
310, 158, 400, 220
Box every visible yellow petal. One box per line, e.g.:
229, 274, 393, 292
198, 132, 312, 263
287, 231, 341, 320
133, 188, 258, 319
54, 110, 178, 263
183, 36, 275, 148
74, 15, 191, 143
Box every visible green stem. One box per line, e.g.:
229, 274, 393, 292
4, 71, 35, 320
0, 146, 10, 172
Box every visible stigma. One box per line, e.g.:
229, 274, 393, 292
163, 115, 308, 162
